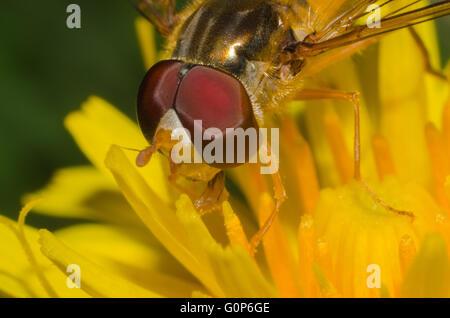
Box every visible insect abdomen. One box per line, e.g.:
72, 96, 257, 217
172, 0, 283, 77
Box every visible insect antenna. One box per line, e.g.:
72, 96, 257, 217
115, 145, 142, 153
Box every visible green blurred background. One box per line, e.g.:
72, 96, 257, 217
0, 0, 449, 226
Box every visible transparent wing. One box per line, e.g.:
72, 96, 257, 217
300, 0, 379, 33
297, 0, 450, 56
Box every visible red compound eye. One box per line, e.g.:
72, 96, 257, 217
174, 65, 257, 167
137, 61, 258, 168
175, 66, 253, 132
137, 60, 183, 143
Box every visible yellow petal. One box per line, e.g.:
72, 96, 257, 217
191, 290, 212, 298
65, 96, 172, 204
444, 99, 450, 159
399, 234, 417, 277
312, 263, 340, 298
54, 223, 203, 297
313, 178, 441, 297
0, 217, 88, 298
257, 193, 300, 297
372, 133, 396, 180
23, 166, 140, 225
104, 145, 223, 295
103, 146, 277, 297
298, 214, 319, 297
38, 229, 160, 298
222, 201, 250, 252
135, 17, 157, 70
176, 195, 277, 298
447, 176, 450, 212
304, 101, 341, 187
414, 16, 448, 129
425, 123, 450, 214
207, 245, 278, 298
379, 27, 430, 186
324, 108, 353, 184
280, 118, 320, 215
0, 218, 46, 298
401, 234, 450, 297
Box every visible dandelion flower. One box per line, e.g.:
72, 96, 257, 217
0, 15, 449, 298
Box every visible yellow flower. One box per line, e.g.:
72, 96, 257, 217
1, 15, 449, 298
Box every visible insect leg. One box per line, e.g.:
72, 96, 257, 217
248, 170, 287, 256
408, 27, 447, 81
193, 171, 229, 215
299, 39, 376, 78
129, 0, 178, 36
168, 160, 201, 198
169, 159, 228, 215
296, 88, 415, 220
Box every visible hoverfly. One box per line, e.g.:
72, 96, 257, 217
128, 0, 450, 254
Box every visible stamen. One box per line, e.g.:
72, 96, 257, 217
399, 234, 416, 277
443, 100, 450, 164
0, 199, 58, 297
222, 202, 250, 254
435, 212, 450, 255
245, 164, 269, 211
281, 118, 320, 214
425, 123, 450, 215
446, 178, 450, 213
256, 193, 300, 297
445, 99, 450, 213
372, 133, 396, 180
312, 263, 340, 298
298, 214, 318, 297
315, 238, 332, 280
324, 110, 353, 184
